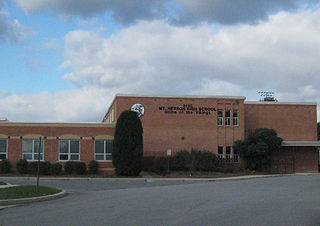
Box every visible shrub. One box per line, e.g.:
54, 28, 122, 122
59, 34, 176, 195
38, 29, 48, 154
64, 161, 87, 175
64, 161, 75, 174
75, 162, 87, 175
51, 163, 62, 175
113, 110, 143, 176
88, 160, 99, 174
224, 167, 234, 173
0, 159, 11, 174
153, 157, 168, 175
16, 159, 29, 174
170, 150, 192, 171
28, 161, 51, 175
142, 156, 155, 171
191, 149, 219, 172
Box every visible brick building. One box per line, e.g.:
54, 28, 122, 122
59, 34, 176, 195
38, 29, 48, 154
0, 94, 319, 173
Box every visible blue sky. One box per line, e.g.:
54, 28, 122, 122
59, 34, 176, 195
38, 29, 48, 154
1, 0, 320, 122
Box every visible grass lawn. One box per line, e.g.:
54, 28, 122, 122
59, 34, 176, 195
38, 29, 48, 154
0, 185, 61, 200
0, 181, 6, 185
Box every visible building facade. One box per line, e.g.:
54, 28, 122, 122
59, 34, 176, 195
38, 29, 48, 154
0, 94, 319, 173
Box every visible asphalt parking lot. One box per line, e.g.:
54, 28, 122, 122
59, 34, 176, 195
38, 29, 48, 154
1, 175, 320, 226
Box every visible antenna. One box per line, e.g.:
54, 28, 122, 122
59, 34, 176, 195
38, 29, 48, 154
258, 91, 277, 101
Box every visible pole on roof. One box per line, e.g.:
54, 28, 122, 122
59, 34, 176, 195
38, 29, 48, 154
36, 136, 41, 190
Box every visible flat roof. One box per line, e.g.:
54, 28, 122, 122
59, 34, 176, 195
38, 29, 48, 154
245, 101, 316, 106
282, 141, 320, 147
116, 93, 246, 100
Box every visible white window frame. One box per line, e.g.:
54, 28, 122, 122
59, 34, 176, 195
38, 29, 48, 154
233, 109, 239, 126
218, 110, 223, 126
59, 140, 80, 161
225, 110, 231, 126
94, 140, 112, 161
218, 146, 224, 159
22, 139, 44, 161
226, 146, 231, 162
0, 139, 8, 160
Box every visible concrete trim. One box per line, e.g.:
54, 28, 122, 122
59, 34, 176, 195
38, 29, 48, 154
282, 141, 320, 147
0, 122, 115, 128
95, 135, 114, 140
245, 101, 317, 105
0, 189, 68, 205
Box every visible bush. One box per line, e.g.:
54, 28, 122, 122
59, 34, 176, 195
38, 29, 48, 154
170, 150, 192, 171
75, 162, 86, 175
113, 110, 143, 176
0, 159, 11, 174
191, 149, 219, 172
51, 163, 62, 175
64, 161, 86, 175
64, 161, 75, 174
142, 156, 155, 171
88, 160, 99, 174
153, 157, 168, 175
224, 167, 234, 173
16, 159, 29, 174
28, 161, 51, 175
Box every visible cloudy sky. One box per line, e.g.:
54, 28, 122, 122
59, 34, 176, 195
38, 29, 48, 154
1, 0, 320, 122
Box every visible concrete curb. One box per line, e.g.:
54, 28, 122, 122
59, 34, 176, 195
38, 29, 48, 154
0, 173, 318, 182
0, 189, 68, 206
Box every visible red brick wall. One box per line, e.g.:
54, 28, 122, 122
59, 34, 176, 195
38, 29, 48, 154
244, 103, 317, 141
0, 123, 115, 172
113, 96, 245, 156
271, 146, 318, 173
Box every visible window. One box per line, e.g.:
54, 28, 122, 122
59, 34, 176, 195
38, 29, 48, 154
0, 140, 7, 159
226, 146, 231, 162
22, 139, 44, 160
233, 110, 239, 126
95, 140, 113, 161
225, 110, 231, 126
218, 146, 223, 159
218, 110, 223, 126
59, 140, 80, 161
234, 149, 239, 163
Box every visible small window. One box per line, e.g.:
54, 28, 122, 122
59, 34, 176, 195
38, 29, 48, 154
95, 140, 113, 161
0, 139, 8, 159
226, 146, 231, 162
22, 139, 44, 161
218, 110, 223, 126
234, 149, 239, 163
59, 140, 80, 161
225, 110, 231, 126
218, 146, 223, 159
233, 110, 239, 126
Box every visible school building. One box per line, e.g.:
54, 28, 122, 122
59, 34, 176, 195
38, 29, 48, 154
0, 94, 319, 173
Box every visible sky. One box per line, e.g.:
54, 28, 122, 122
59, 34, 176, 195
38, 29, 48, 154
0, 0, 320, 122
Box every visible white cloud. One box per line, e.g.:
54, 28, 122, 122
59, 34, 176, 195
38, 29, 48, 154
0, 87, 116, 122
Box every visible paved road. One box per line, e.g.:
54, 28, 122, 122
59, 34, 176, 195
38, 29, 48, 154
1, 175, 320, 225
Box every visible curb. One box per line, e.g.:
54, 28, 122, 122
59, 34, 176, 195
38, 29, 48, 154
0, 173, 318, 182
0, 189, 68, 206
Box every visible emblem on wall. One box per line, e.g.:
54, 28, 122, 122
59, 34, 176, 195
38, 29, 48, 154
131, 103, 145, 117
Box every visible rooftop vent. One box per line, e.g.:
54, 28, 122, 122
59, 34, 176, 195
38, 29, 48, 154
0, 117, 9, 122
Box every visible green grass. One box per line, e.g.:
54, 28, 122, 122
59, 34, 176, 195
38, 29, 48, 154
0, 185, 61, 200
0, 181, 6, 185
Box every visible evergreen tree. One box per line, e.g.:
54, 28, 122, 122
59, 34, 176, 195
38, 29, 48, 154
112, 110, 143, 176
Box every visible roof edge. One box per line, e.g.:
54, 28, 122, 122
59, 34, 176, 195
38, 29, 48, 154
116, 93, 246, 100
282, 141, 320, 147
245, 101, 317, 106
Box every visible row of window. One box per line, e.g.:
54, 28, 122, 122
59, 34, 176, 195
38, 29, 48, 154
0, 139, 113, 161
218, 146, 239, 163
217, 109, 239, 126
